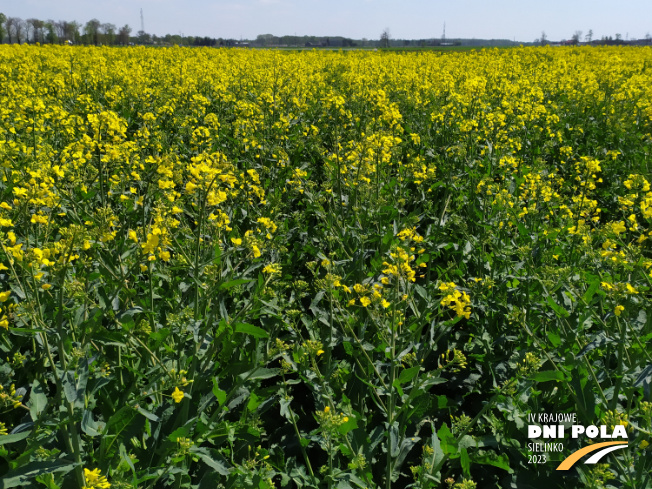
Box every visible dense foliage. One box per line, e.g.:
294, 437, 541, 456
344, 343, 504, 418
0, 45, 650, 489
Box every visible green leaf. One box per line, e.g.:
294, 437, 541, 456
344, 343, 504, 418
0, 460, 75, 489
338, 416, 358, 436
634, 364, 652, 388
168, 426, 190, 442
119, 443, 136, 473
189, 446, 230, 476
219, 279, 253, 290
576, 333, 610, 358
62, 371, 78, 403
212, 381, 226, 406
234, 322, 268, 339
435, 395, 450, 409
62, 359, 90, 405
247, 392, 261, 411
431, 428, 444, 466
532, 370, 566, 383
571, 368, 596, 422
389, 422, 400, 458
82, 409, 102, 437
35, 473, 61, 489
582, 280, 600, 303
420, 376, 447, 390
437, 423, 457, 455
398, 366, 420, 385
104, 406, 137, 454
546, 296, 569, 318
636, 310, 647, 328
474, 452, 513, 473
393, 435, 421, 480
547, 331, 561, 348
0, 431, 30, 446
460, 447, 470, 478
28, 380, 47, 421
135, 406, 159, 422
240, 367, 279, 380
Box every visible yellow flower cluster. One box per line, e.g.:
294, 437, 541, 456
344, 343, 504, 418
438, 283, 472, 319
82, 468, 110, 489
316, 405, 349, 430
0, 383, 22, 409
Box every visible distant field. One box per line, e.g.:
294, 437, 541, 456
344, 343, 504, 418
260, 45, 500, 51
0, 45, 650, 489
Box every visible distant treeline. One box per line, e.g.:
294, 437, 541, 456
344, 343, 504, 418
1, 13, 650, 48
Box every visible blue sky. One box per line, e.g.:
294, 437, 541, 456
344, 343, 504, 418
4, 0, 651, 41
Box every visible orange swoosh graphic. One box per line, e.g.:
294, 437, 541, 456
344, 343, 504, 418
556, 441, 628, 470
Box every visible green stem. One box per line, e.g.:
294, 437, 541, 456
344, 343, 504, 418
608, 317, 627, 411
281, 373, 315, 479
385, 277, 400, 489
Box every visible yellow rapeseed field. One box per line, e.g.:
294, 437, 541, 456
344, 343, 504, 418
0, 45, 650, 489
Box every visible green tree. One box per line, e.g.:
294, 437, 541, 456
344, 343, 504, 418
118, 24, 131, 45
26, 18, 44, 43
63, 21, 80, 43
84, 18, 100, 45
45, 21, 57, 44
101, 23, 116, 45
0, 13, 6, 43
540, 30, 548, 45
380, 27, 390, 48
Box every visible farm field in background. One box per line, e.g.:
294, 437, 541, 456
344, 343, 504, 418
0, 45, 651, 489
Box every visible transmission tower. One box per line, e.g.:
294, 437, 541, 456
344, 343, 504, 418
140, 8, 145, 33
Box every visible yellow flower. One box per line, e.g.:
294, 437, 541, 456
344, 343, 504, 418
262, 263, 282, 275
612, 221, 626, 235
381, 299, 390, 309
82, 468, 111, 489
0, 291, 10, 302
625, 283, 639, 295
640, 440, 649, 449
614, 305, 624, 316
324, 406, 330, 413
171, 387, 184, 403
41, 284, 52, 290
359, 296, 371, 307
231, 237, 242, 246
